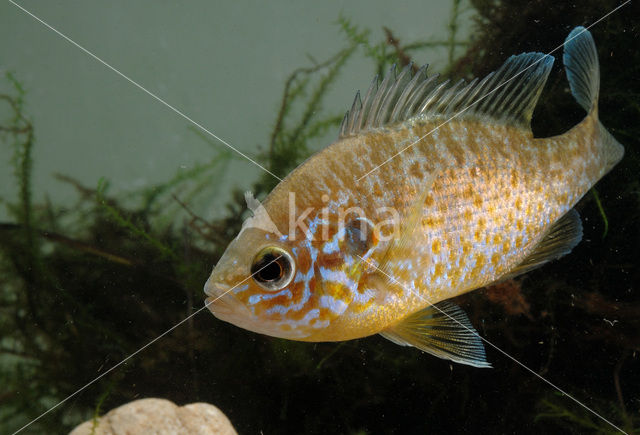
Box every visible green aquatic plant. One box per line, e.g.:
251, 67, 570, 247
264, 44, 355, 190
536, 391, 638, 434
337, 12, 469, 77
590, 187, 609, 239
96, 178, 178, 260
90, 385, 111, 435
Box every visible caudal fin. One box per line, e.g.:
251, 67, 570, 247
563, 27, 624, 172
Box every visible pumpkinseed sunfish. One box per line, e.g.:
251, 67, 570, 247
204, 27, 624, 367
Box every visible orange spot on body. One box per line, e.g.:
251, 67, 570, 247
510, 169, 518, 188
318, 307, 332, 322
434, 263, 445, 279
515, 197, 523, 210
478, 217, 487, 230
470, 254, 485, 280
463, 241, 472, 256
410, 161, 422, 179
289, 296, 318, 321
297, 249, 312, 276
526, 224, 536, 235
373, 182, 383, 198
502, 241, 510, 253
424, 195, 435, 207
350, 299, 373, 313
449, 248, 457, 263
491, 253, 500, 268
463, 186, 474, 199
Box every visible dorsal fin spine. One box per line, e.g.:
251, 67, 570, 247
376, 64, 412, 126
469, 72, 496, 112
436, 79, 466, 112
390, 64, 426, 123
339, 111, 349, 137
365, 67, 394, 129
444, 77, 477, 113
355, 76, 378, 132
346, 91, 362, 133
417, 80, 450, 114
401, 73, 438, 120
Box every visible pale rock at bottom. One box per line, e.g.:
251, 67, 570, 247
70, 398, 237, 435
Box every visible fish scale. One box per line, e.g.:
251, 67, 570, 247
205, 27, 624, 367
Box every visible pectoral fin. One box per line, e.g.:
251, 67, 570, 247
380, 301, 491, 368
378, 173, 435, 276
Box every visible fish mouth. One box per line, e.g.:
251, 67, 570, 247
203, 276, 310, 340
205, 295, 249, 320
205, 291, 270, 336
203, 278, 251, 321
203, 275, 219, 298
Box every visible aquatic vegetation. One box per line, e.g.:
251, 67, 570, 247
1, 1, 638, 433
484, 279, 532, 319
536, 391, 639, 434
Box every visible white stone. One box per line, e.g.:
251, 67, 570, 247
69, 398, 237, 435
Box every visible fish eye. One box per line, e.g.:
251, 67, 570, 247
251, 246, 295, 291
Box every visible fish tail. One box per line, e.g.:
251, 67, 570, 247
564, 27, 624, 172
597, 122, 625, 173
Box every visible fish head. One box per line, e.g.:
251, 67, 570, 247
203, 223, 307, 339
205, 202, 383, 341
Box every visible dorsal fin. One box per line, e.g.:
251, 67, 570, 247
339, 53, 554, 139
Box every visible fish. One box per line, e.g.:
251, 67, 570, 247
204, 27, 624, 367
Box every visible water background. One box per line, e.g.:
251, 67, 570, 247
1, 0, 467, 220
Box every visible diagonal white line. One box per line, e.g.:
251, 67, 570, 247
10, 255, 282, 435
356, 0, 631, 181
356, 254, 627, 434
8, 0, 283, 182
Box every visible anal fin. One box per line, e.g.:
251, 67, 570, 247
380, 301, 491, 368
502, 209, 583, 281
